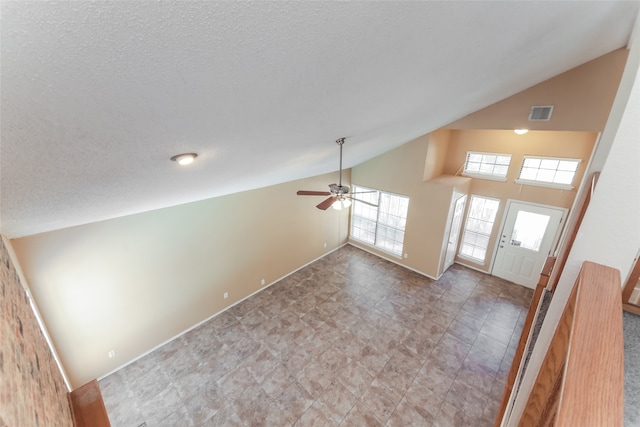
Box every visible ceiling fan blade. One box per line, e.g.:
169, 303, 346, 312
316, 196, 337, 210
297, 190, 332, 196
348, 197, 378, 208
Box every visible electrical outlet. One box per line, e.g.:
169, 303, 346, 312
224, 292, 228, 299
261, 279, 266, 285
323, 242, 327, 248
404, 253, 409, 259
108, 350, 115, 359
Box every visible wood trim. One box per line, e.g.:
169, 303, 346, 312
494, 280, 545, 426
518, 280, 577, 426
555, 261, 623, 426
623, 302, 640, 316
621, 254, 640, 303
494, 256, 555, 427
540, 256, 556, 278
69, 379, 110, 427
548, 172, 599, 292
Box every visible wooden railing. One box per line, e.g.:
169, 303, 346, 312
494, 257, 555, 426
552, 262, 623, 425
69, 380, 111, 427
498, 261, 623, 426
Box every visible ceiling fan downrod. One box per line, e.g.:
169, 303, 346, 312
336, 137, 345, 189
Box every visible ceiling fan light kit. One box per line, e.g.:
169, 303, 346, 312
297, 138, 378, 211
332, 198, 352, 210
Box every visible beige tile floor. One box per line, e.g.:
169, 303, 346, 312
100, 245, 532, 426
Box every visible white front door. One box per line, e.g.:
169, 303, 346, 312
492, 201, 566, 288
442, 194, 467, 273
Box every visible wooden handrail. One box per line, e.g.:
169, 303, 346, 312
555, 261, 623, 425
516, 261, 623, 426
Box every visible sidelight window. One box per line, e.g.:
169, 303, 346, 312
459, 195, 500, 263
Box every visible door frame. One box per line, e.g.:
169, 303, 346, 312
490, 199, 568, 278
439, 193, 467, 275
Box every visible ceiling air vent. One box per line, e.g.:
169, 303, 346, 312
528, 105, 554, 121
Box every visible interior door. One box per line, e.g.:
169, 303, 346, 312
492, 201, 566, 288
442, 194, 467, 273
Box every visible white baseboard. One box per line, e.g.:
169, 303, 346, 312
346, 241, 439, 281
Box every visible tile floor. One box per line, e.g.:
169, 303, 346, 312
100, 245, 532, 426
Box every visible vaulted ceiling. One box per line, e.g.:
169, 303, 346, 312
1, 1, 638, 238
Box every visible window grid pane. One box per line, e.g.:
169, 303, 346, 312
518, 156, 580, 186
351, 185, 409, 256
459, 195, 499, 263
463, 151, 512, 180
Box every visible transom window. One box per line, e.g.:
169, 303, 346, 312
516, 156, 580, 189
350, 185, 409, 257
463, 152, 512, 181
459, 195, 500, 263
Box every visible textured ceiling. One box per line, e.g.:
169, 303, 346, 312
1, 1, 638, 238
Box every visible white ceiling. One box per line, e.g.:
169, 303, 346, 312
1, 1, 638, 238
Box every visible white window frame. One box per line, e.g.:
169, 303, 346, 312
462, 151, 512, 181
458, 195, 500, 263
515, 156, 581, 190
350, 185, 409, 258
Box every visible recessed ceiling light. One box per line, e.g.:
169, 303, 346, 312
514, 129, 529, 135
170, 153, 198, 165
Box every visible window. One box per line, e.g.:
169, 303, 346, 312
463, 152, 511, 181
516, 156, 580, 189
459, 195, 500, 263
350, 185, 409, 256
510, 211, 550, 252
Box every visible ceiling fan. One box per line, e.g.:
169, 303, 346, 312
297, 137, 378, 210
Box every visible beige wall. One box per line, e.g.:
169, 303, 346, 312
11, 172, 350, 388
446, 48, 628, 132
350, 134, 470, 278
444, 129, 597, 271
427, 175, 471, 278
351, 129, 597, 277
349, 50, 620, 279
424, 129, 451, 180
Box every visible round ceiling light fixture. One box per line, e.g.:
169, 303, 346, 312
514, 129, 529, 135
170, 153, 198, 165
